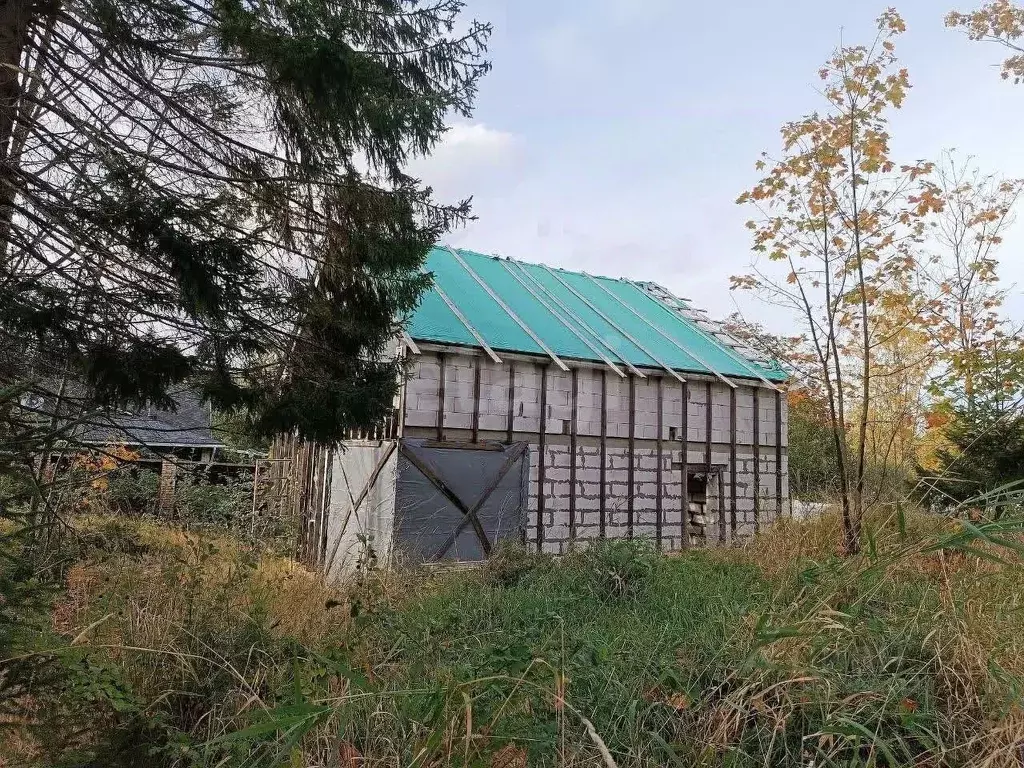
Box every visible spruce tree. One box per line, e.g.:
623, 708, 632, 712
0, 0, 491, 452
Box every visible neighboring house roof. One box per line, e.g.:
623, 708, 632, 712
77, 388, 223, 448
31, 385, 224, 449
406, 246, 787, 383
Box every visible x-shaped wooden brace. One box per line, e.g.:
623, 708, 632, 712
398, 441, 528, 561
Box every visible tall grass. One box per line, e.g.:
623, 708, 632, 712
8, 503, 1024, 767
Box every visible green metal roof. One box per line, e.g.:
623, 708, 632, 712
406, 246, 787, 383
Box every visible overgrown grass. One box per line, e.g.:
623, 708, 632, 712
7, 508, 1024, 766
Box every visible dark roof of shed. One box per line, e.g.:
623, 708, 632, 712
33, 385, 223, 449
77, 388, 222, 448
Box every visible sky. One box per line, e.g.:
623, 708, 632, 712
411, 0, 1024, 335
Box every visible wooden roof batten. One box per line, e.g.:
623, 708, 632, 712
430, 279, 502, 364
540, 265, 686, 384
445, 246, 569, 372
624, 278, 783, 392
501, 259, 628, 378
582, 273, 738, 390
507, 259, 649, 379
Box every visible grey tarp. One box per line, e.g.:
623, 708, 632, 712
393, 439, 529, 562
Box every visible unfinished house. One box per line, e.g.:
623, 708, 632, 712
289, 246, 789, 576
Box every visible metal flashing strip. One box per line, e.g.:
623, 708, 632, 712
446, 246, 569, 372
431, 281, 502, 364
502, 259, 628, 378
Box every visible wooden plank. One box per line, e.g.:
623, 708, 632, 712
400, 442, 493, 556
537, 363, 548, 551
627, 373, 636, 539
704, 382, 712, 473
753, 386, 761, 534
539, 265, 649, 380
319, 447, 332, 565
776, 389, 784, 518
431, 442, 530, 559
718, 470, 726, 545
730, 387, 738, 541
569, 367, 579, 545
436, 352, 446, 442
447, 247, 567, 371
471, 357, 481, 443
506, 363, 515, 444
502, 260, 627, 377
655, 376, 663, 550
421, 440, 505, 451
623, 277, 782, 391
401, 330, 421, 355
600, 368, 608, 539
585, 274, 734, 390
431, 281, 502, 364
680, 380, 690, 549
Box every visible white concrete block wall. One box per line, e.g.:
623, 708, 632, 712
400, 351, 789, 553
735, 387, 755, 446
709, 383, 731, 445
662, 380, 685, 441
688, 383, 707, 443
513, 364, 542, 434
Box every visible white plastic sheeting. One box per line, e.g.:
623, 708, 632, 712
323, 441, 399, 579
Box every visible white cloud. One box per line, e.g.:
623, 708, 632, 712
437, 122, 516, 153
408, 121, 520, 201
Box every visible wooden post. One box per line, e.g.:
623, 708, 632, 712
776, 389, 784, 518
718, 470, 726, 545
537, 364, 548, 551
436, 352, 446, 442
599, 368, 608, 539
704, 381, 713, 473
627, 373, 636, 539
569, 367, 578, 545
753, 386, 760, 534
680, 380, 690, 549
730, 387, 738, 542
158, 459, 176, 516
506, 363, 516, 444
655, 376, 663, 550
471, 356, 482, 443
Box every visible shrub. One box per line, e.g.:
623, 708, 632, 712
174, 472, 253, 530
105, 468, 160, 516
482, 540, 550, 587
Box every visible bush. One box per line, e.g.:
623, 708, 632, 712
482, 540, 550, 587
174, 472, 253, 529
105, 468, 160, 515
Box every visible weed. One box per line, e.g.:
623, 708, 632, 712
9, 508, 1024, 766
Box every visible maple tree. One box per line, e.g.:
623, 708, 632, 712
947, 0, 1024, 82
734, 10, 940, 553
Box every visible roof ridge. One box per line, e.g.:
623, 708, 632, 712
443, 245, 647, 286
